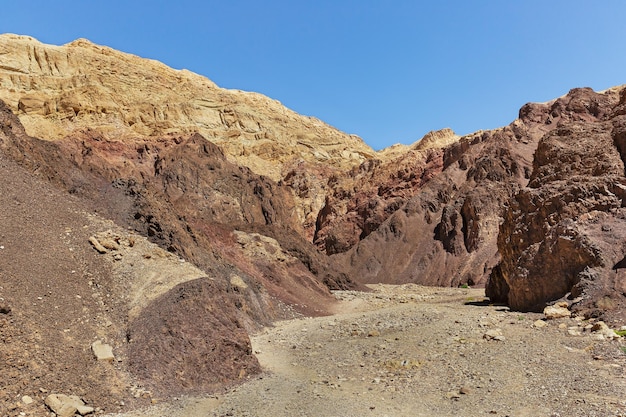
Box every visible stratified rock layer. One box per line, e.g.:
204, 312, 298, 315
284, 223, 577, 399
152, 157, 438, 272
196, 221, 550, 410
0, 33, 373, 182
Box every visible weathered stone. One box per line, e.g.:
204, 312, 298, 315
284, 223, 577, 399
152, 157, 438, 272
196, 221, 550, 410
45, 394, 94, 417
483, 329, 505, 341
88, 236, 108, 254
91, 340, 115, 362
533, 319, 548, 328
567, 327, 582, 336
487, 87, 626, 322
543, 305, 571, 320
590, 321, 621, 340
21, 395, 33, 405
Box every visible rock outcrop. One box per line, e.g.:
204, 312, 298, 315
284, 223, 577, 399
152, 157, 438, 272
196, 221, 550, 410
335, 85, 626, 316
0, 34, 460, 255
0, 33, 373, 182
488, 87, 626, 323
307, 130, 453, 254
333, 122, 538, 287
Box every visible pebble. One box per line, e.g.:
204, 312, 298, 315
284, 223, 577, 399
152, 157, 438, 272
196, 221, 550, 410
483, 329, 505, 341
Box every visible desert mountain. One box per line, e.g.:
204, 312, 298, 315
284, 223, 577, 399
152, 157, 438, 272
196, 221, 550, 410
0, 34, 373, 182
1, 33, 625, 415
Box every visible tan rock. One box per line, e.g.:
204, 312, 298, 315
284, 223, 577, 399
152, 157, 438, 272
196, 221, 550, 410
91, 340, 115, 362
483, 329, 505, 341
45, 394, 94, 417
543, 305, 571, 319
533, 319, 547, 328
590, 321, 621, 340
88, 236, 108, 254
0, 34, 375, 182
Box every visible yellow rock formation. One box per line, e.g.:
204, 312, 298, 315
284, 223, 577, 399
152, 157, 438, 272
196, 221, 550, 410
0, 33, 375, 180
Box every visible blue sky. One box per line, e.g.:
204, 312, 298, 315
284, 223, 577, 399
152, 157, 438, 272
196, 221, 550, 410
2, 1, 625, 150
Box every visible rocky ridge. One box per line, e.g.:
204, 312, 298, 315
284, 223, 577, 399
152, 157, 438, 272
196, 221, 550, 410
0, 33, 462, 253
334, 86, 626, 315
0, 33, 372, 182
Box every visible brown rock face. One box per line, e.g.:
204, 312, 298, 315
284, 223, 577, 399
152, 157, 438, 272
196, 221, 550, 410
334, 123, 537, 287
487, 87, 626, 322
309, 130, 455, 255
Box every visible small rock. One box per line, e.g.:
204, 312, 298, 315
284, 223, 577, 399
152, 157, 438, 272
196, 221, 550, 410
459, 386, 471, 394
21, 395, 33, 405
91, 340, 115, 362
446, 391, 461, 399
590, 321, 621, 340
88, 236, 108, 254
533, 320, 547, 328
483, 329, 505, 341
367, 330, 380, 337
567, 328, 582, 336
0, 303, 10, 314
45, 394, 94, 417
544, 304, 571, 319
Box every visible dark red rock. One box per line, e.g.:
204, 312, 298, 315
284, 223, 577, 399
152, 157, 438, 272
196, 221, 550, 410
128, 277, 261, 397
335, 125, 536, 288
487, 87, 626, 324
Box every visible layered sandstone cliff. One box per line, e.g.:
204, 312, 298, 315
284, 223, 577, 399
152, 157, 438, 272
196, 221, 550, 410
0, 33, 373, 182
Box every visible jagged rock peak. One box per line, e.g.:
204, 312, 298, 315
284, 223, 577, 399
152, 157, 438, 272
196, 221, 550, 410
378, 128, 459, 159
414, 128, 459, 150
0, 33, 374, 180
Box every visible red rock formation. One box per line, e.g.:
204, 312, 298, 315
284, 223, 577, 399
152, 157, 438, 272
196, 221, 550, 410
312, 144, 447, 255
488, 87, 626, 323
333, 123, 538, 287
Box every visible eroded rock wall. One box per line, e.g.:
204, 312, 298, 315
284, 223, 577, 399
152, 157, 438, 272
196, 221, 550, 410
487, 87, 626, 323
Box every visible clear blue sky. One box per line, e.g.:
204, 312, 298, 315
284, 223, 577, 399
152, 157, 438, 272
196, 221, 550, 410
2, 1, 625, 150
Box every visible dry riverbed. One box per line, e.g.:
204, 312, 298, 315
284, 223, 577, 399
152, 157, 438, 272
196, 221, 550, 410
110, 285, 626, 417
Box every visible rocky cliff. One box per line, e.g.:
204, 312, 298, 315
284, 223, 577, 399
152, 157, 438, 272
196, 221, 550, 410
336, 86, 626, 327
0, 33, 461, 258
487, 87, 626, 323
0, 34, 373, 182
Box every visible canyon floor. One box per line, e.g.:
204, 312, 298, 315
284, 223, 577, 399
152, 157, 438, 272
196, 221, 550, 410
109, 285, 626, 417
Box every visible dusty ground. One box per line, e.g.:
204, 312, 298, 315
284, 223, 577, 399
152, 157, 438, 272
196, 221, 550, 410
108, 285, 626, 417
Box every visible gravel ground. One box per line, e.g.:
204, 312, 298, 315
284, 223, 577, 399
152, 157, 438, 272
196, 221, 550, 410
108, 284, 626, 417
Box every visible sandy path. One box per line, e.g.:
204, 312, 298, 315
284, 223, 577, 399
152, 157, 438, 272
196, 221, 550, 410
108, 285, 626, 417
